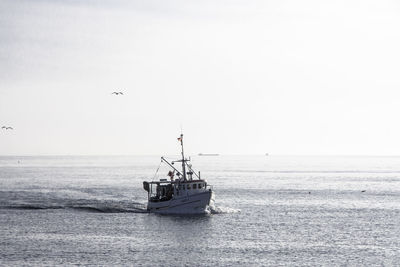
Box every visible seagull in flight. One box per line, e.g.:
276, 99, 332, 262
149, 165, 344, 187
2, 126, 13, 130
111, 92, 124, 95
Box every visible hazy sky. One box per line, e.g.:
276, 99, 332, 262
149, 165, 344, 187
1, 0, 400, 155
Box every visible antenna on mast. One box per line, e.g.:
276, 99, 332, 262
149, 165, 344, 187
178, 133, 186, 180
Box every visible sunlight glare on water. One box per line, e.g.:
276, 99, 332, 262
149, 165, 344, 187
0, 155, 399, 266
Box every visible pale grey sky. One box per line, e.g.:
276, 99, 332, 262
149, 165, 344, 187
1, 0, 400, 155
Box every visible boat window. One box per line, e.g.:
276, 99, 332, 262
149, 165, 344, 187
187, 184, 191, 190
193, 184, 197, 189
199, 183, 202, 189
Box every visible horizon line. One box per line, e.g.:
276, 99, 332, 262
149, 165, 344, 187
0, 154, 400, 157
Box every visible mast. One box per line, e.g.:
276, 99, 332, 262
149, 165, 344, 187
179, 134, 187, 180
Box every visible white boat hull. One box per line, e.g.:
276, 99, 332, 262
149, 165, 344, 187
147, 190, 213, 214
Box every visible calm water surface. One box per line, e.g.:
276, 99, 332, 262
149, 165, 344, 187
1, 155, 399, 266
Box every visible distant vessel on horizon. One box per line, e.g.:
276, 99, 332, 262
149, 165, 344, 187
198, 153, 219, 156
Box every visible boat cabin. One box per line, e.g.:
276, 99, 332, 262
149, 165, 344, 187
143, 179, 209, 202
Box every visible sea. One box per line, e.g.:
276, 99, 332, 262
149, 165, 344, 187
0, 155, 399, 266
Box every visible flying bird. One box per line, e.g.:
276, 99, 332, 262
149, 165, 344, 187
111, 92, 124, 95
1, 126, 13, 130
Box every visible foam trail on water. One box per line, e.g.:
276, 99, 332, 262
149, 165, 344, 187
209, 204, 240, 214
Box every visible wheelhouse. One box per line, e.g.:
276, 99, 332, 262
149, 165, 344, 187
143, 179, 211, 203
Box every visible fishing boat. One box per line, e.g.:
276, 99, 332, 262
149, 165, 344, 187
143, 134, 214, 214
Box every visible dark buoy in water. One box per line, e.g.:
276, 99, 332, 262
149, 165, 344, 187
308, 191, 311, 194
361, 190, 366, 193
